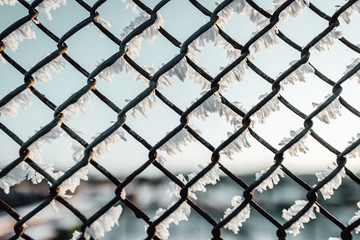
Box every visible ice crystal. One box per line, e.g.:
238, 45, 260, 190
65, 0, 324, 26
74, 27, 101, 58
279, 128, 309, 156
160, 129, 197, 155
62, 92, 92, 121
0, 88, 32, 117
281, 61, 314, 85
186, 65, 211, 91
189, 26, 220, 54
58, 166, 88, 198
221, 61, 248, 84
347, 133, 360, 158
70, 231, 82, 240
190, 93, 244, 127
37, 0, 66, 21
340, 1, 360, 24
0, 0, 19, 6
222, 129, 251, 160
0, 54, 6, 64
160, 164, 220, 238
255, 166, 285, 193
122, 0, 137, 13
223, 196, 251, 234
282, 200, 319, 236
315, 162, 345, 200
126, 93, 156, 118
166, 58, 188, 82
344, 58, 360, 83
255, 93, 280, 124
0, 163, 28, 194
218, 0, 247, 24
97, 57, 135, 83
153, 202, 191, 240
251, 19, 278, 53
34, 54, 65, 83
92, 129, 127, 158
168, 164, 220, 201
3, 21, 36, 51
122, 12, 163, 57
311, 29, 343, 52
273, 0, 309, 20
94, 18, 112, 37
312, 94, 341, 124
187, 163, 220, 198
349, 202, 360, 234
218, 0, 264, 25
84, 205, 123, 239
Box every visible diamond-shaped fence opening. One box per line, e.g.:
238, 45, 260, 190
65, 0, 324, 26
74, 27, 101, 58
1, 1, 360, 240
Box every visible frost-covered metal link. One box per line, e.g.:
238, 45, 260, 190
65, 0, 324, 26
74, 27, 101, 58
0, 0, 360, 239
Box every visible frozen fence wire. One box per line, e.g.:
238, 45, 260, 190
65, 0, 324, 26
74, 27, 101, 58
1, 0, 360, 240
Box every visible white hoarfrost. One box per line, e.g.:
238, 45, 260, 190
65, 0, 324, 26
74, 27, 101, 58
281, 61, 314, 85
220, 61, 248, 84
311, 29, 343, 52
344, 58, 360, 83
255, 166, 285, 193
315, 162, 345, 200
62, 92, 92, 122
0, 163, 29, 194
3, 21, 36, 51
190, 92, 245, 127
222, 128, 251, 160
223, 195, 251, 234
0, 0, 19, 6
36, 0, 67, 21
339, 1, 360, 24
84, 205, 123, 240
97, 57, 135, 83
166, 58, 188, 82
126, 93, 156, 118
186, 64, 211, 91
58, 166, 88, 198
273, 0, 310, 20
218, 0, 264, 25
0, 54, 6, 64
312, 94, 341, 124
0, 88, 32, 117
122, 0, 138, 13
122, 12, 163, 57
34, 54, 65, 83
347, 133, 360, 158
349, 202, 360, 234
160, 128, 198, 156
92, 129, 127, 158
189, 27, 220, 55
71, 231, 82, 240
251, 19, 278, 53
94, 18, 112, 37
279, 128, 309, 156
282, 200, 319, 236
157, 164, 220, 239
153, 202, 191, 240
96, 11, 163, 82
255, 93, 280, 124
0, 126, 64, 194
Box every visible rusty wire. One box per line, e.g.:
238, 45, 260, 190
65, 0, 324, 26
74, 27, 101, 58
1, 0, 360, 239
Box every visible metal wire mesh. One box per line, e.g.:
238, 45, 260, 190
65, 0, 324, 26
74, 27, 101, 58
1, 0, 360, 239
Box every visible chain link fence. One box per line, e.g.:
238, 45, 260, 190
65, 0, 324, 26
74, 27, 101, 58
1, 0, 360, 239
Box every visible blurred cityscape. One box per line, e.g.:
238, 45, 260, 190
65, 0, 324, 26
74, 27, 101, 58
1, 174, 359, 240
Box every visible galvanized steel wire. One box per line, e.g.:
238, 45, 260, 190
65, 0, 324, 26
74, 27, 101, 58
1, 0, 360, 239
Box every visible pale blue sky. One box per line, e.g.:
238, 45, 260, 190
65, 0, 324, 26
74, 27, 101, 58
0, 0, 360, 178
